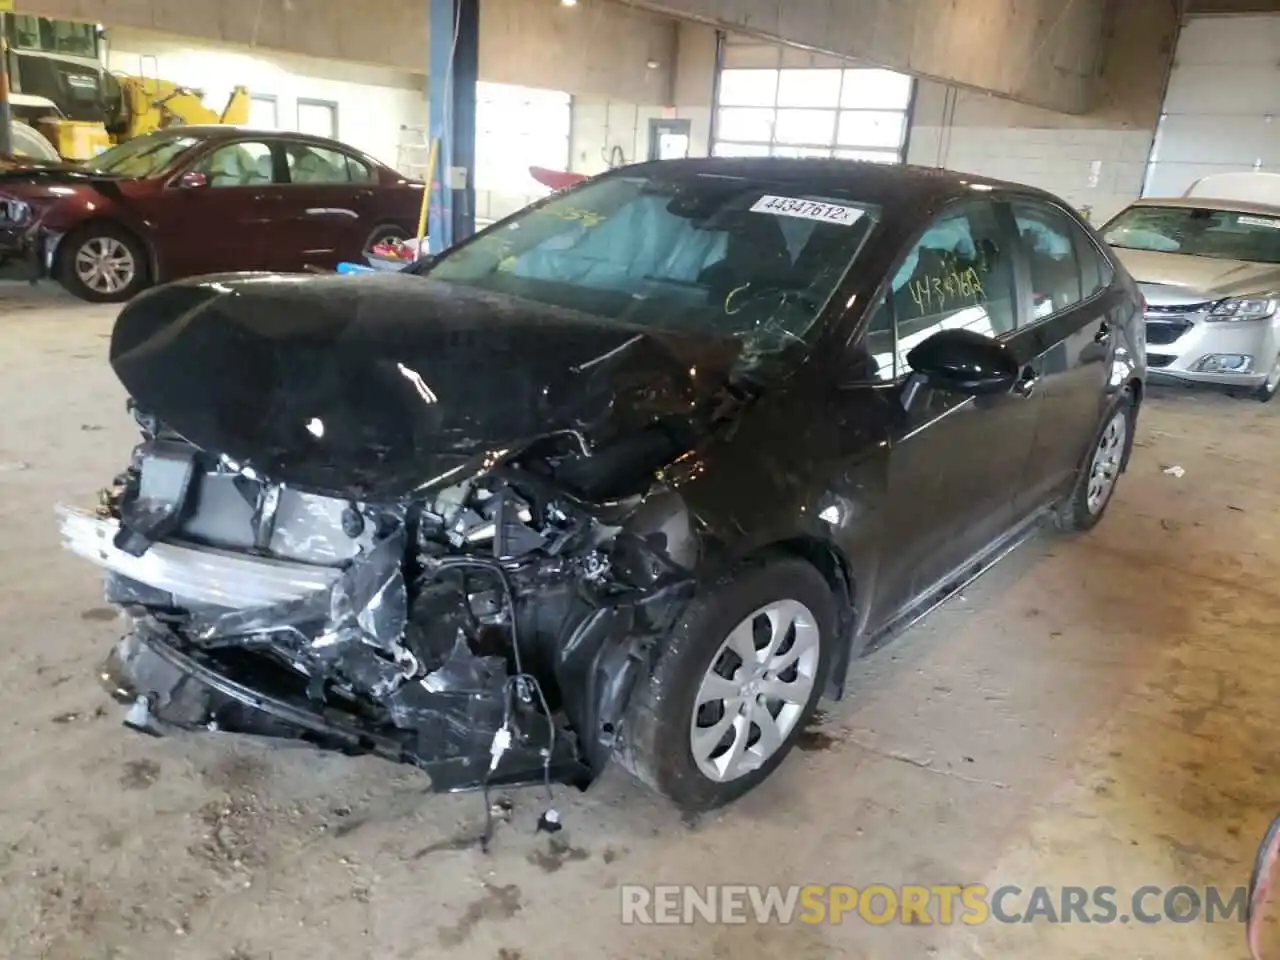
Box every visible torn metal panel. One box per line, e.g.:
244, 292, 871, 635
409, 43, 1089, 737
101, 620, 592, 793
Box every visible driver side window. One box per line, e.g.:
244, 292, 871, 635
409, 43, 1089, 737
865, 201, 1017, 381
192, 141, 277, 188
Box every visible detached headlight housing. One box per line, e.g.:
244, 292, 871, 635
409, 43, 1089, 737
0, 198, 33, 226
1208, 297, 1279, 321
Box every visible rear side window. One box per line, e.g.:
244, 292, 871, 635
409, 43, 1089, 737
345, 155, 376, 183
282, 142, 373, 184
1012, 200, 1084, 320
1076, 231, 1114, 299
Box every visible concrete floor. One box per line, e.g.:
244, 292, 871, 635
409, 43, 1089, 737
1, 283, 1277, 960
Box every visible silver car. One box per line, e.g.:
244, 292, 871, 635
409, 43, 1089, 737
1100, 197, 1280, 401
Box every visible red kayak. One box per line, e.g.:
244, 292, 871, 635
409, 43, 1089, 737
530, 166, 588, 192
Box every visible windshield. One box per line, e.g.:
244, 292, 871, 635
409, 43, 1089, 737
83, 133, 200, 177
1102, 205, 1280, 264
11, 15, 98, 57
421, 172, 880, 365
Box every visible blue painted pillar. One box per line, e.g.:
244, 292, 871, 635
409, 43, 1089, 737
427, 0, 479, 254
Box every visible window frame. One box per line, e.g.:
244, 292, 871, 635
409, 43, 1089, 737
248, 94, 280, 130
1009, 196, 1117, 329
276, 138, 372, 186
295, 97, 339, 139
181, 137, 282, 189
857, 196, 1024, 384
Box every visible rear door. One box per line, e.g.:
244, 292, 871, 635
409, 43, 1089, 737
867, 199, 1043, 625
1008, 199, 1115, 513
267, 139, 377, 271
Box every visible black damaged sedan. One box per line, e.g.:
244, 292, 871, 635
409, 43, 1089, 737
58, 159, 1144, 811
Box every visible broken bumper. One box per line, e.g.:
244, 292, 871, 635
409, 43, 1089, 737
102, 621, 592, 793
57, 505, 340, 607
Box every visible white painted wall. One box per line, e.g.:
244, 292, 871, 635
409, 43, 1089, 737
569, 23, 716, 179
105, 28, 426, 171
29, 0, 679, 104
907, 83, 1154, 224
901, 0, 1176, 225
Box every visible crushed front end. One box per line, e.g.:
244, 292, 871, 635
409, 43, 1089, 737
59, 403, 699, 793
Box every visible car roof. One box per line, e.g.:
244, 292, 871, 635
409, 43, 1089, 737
1125, 196, 1280, 217
142, 125, 366, 151
615, 157, 1065, 209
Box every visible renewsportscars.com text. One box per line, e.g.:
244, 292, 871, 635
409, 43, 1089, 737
620, 884, 1248, 926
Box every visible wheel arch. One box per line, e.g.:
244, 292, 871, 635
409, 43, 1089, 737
749, 535, 860, 702
1127, 376, 1143, 410
363, 220, 413, 248
54, 217, 159, 285
1121, 376, 1142, 470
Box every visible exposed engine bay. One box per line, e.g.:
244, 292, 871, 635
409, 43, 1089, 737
59, 400, 701, 794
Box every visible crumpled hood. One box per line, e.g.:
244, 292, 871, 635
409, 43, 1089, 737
1113, 248, 1280, 302
110, 272, 742, 500
0, 157, 124, 203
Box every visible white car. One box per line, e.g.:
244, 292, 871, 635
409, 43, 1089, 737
1102, 178, 1280, 402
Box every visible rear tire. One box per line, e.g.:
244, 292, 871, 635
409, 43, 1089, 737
57, 224, 149, 304
363, 223, 410, 252
1054, 387, 1135, 533
617, 557, 836, 812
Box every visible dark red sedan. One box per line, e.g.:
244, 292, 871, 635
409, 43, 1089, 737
0, 127, 424, 302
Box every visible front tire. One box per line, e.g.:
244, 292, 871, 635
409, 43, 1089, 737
57, 224, 149, 304
618, 557, 836, 812
1055, 387, 1135, 533
1252, 356, 1280, 403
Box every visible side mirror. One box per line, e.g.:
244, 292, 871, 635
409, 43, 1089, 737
906, 328, 1020, 396
176, 170, 208, 189
1248, 814, 1280, 959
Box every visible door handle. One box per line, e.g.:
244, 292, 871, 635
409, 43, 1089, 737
1012, 368, 1039, 398
1094, 322, 1112, 344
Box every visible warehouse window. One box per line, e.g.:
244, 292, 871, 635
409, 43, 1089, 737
297, 99, 338, 139
248, 95, 279, 130
713, 66, 913, 163
475, 82, 570, 194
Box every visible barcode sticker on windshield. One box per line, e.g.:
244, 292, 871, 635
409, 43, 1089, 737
750, 195, 864, 226
1238, 215, 1280, 229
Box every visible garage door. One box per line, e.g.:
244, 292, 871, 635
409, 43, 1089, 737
1144, 14, 1280, 198
711, 34, 914, 163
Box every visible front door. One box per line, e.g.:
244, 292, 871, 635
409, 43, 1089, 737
158, 138, 281, 279
1009, 199, 1114, 513
865, 199, 1042, 627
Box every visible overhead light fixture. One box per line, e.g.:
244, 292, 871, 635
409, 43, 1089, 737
560, 0, 578, 7
646, 59, 660, 69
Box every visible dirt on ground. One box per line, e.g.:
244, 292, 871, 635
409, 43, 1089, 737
1, 283, 1277, 959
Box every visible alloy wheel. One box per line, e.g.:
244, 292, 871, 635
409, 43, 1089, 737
689, 599, 820, 783
75, 237, 136, 295
1086, 408, 1128, 515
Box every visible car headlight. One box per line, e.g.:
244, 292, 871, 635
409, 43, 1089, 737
0, 198, 33, 226
1208, 297, 1278, 321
